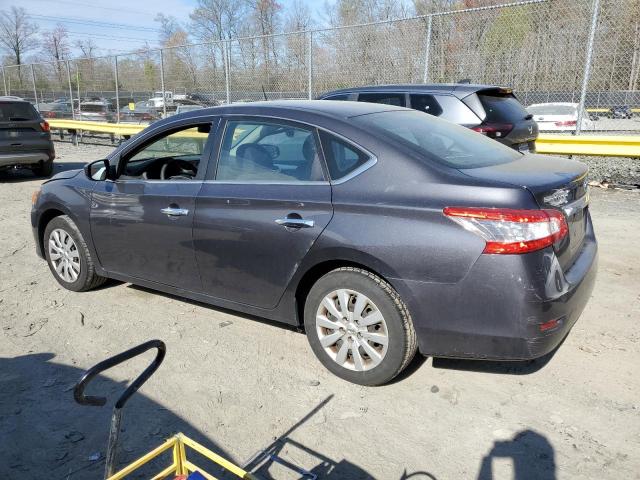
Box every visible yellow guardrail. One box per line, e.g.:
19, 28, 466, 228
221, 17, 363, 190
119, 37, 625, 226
536, 134, 640, 157
49, 119, 640, 157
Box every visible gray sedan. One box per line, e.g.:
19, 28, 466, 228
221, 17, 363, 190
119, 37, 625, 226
30, 100, 597, 385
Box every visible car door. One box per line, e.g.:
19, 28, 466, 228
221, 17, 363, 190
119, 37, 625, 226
193, 116, 333, 309
90, 118, 218, 291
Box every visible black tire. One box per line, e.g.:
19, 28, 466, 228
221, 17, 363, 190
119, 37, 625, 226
304, 267, 417, 386
43, 215, 106, 292
34, 160, 53, 177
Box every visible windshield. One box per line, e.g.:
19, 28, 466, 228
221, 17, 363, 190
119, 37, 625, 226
352, 110, 521, 169
527, 105, 577, 115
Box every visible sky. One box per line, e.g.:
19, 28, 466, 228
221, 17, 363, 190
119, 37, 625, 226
10, 0, 328, 58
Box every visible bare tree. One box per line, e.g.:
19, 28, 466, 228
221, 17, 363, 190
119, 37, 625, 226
75, 38, 98, 58
0, 6, 39, 66
41, 24, 71, 84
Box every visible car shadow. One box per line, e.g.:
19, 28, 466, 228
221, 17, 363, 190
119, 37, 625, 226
0, 351, 231, 479
431, 339, 562, 375
477, 429, 556, 479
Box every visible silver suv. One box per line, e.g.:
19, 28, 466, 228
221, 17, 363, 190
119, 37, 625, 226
318, 83, 539, 153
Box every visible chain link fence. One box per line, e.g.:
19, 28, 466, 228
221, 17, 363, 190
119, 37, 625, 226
2, 0, 639, 133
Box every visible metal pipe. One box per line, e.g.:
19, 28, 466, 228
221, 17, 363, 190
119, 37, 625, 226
224, 41, 231, 104
422, 15, 433, 83
576, 0, 600, 135
66, 61, 75, 120
159, 49, 166, 118
1, 67, 6, 96
76, 69, 81, 118
30, 64, 38, 109
104, 408, 123, 480
307, 31, 313, 99
114, 56, 120, 124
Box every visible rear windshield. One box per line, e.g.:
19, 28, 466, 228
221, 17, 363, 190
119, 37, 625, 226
0, 102, 39, 121
527, 105, 576, 115
478, 93, 529, 122
352, 110, 520, 169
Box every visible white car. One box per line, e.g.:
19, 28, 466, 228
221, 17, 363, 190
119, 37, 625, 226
527, 102, 593, 132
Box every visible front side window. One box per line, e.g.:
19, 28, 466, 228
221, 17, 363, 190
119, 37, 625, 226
357, 93, 406, 107
120, 123, 212, 180
216, 119, 325, 182
319, 132, 370, 180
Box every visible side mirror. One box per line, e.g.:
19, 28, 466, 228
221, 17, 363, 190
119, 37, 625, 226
84, 159, 111, 181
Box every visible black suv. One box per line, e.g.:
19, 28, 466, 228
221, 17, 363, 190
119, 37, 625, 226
318, 84, 538, 153
1, 97, 55, 177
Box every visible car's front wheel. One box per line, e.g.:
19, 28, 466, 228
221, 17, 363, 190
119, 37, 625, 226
44, 215, 106, 292
304, 267, 417, 385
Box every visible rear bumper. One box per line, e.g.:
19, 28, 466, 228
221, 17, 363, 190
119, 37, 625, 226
395, 217, 598, 360
0, 151, 53, 168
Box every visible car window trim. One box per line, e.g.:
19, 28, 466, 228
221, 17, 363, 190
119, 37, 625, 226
205, 113, 377, 185
354, 91, 408, 108
112, 116, 220, 182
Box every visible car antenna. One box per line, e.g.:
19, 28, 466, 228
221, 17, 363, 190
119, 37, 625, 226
261, 85, 268, 101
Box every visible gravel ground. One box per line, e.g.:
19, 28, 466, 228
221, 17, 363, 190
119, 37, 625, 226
1, 141, 639, 480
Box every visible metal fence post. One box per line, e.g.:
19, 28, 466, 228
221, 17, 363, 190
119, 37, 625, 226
114, 56, 120, 123
66, 61, 75, 120
576, 0, 600, 135
422, 15, 433, 83
308, 31, 313, 99
1, 67, 6, 96
159, 49, 167, 117
224, 41, 231, 104
30, 64, 39, 109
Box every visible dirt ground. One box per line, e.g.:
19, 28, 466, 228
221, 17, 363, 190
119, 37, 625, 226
1, 141, 639, 480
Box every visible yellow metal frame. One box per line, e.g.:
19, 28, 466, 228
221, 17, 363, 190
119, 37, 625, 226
106, 433, 258, 480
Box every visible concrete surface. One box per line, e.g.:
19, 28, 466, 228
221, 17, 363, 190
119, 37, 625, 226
1, 142, 639, 480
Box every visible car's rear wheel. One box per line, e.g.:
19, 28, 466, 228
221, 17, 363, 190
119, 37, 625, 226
304, 267, 417, 385
34, 160, 53, 177
44, 215, 106, 292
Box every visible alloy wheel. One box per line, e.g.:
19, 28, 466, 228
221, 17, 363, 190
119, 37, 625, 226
315, 289, 389, 371
48, 228, 81, 283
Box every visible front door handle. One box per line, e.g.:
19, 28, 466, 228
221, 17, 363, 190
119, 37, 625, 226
161, 207, 189, 216
275, 218, 314, 228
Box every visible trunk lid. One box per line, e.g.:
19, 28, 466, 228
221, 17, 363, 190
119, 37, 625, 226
461, 154, 589, 269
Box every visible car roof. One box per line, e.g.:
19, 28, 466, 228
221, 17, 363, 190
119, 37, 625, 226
528, 102, 578, 107
163, 99, 407, 123
0, 96, 28, 103
318, 83, 508, 99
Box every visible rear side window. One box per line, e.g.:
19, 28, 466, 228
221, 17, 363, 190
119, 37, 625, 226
410, 94, 443, 116
324, 94, 350, 101
319, 132, 370, 180
478, 94, 529, 122
0, 102, 39, 121
357, 93, 406, 107
352, 110, 520, 169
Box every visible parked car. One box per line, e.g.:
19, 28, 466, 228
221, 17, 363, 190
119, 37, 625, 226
318, 84, 538, 153
1, 96, 55, 177
31, 100, 597, 385
118, 101, 160, 123
527, 103, 593, 131
76, 101, 115, 122
609, 105, 633, 119
38, 102, 74, 119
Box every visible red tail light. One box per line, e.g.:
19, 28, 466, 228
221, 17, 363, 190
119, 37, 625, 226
141, 113, 152, 120
443, 207, 568, 254
40, 120, 50, 132
471, 122, 513, 139
555, 120, 577, 127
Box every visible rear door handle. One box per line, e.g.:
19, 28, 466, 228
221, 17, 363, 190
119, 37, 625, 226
161, 207, 189, 216
275, 218, 314, 228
